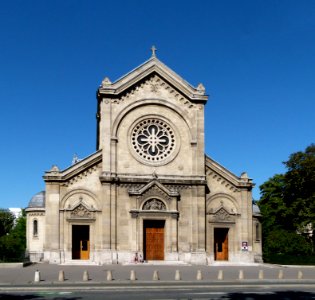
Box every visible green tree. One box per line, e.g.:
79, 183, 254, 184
0, 209, 26, 262
0, 209, 15, 237
258, 144, 315, 261
283, 144, 315, 232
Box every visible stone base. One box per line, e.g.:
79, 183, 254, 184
44, 250, 62, 264
207, 251, 256, 264
28, 251, 44, 263
178, 251, 207, 265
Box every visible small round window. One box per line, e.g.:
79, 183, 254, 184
130, 118, 178, 165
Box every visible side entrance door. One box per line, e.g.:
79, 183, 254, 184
144, 220, 165, 260
72, 225, 90, 260
214, 228, 229, 260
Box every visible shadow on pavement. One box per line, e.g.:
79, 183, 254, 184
225, 291, 315, 299
0, 294, 82, 300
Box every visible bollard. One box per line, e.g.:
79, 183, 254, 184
130, 270, 136, 281
217, 270, 223, 280
58, 270, 65, 282
83, 270, 89, 281
175, 270, 181, 281
34, 270, 41, 283
153, 270, 160, 281
298, 270, 303, 280
196, 270, 203, 281
106, 270, 113, 281
258, 270, 264, 280
278, 270, 284, 279
238, 269, 244, 280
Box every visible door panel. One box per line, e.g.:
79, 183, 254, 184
144, 220, 164, 260
214, 228, 229, 260
80, 240, 89, 260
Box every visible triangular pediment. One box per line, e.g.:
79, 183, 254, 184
43, 150, 102, 184
66, 202, 96, 220
128, 179, 179, 198
98, 57, 208, 103
207, 206, 236, 223
205, 155, 254, 191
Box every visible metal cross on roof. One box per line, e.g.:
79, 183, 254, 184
151, 45, 157, 57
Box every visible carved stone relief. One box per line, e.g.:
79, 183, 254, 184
142, 199, 166, 211
213, 208, 231, 222
67, 203, 96, 221
70, 204, 92, 218
208, 207, 236, 223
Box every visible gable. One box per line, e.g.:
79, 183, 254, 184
98, 56, 208, 103
205, 155, 254, 193
43, 150, 102, 185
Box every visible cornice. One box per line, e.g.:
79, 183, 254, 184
100, 172, 207, 186
43, 150, 102, 183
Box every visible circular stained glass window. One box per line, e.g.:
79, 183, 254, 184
131, 118, 176, 163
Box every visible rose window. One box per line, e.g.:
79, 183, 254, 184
131, 119, 175, 162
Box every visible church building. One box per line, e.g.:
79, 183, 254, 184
26, 49, 262, 264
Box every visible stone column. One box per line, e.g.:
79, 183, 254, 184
44, 183, 60, 263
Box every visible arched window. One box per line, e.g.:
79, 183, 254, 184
33, 219, 38, 237
255, 222, 260, 241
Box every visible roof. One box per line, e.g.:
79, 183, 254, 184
253, 203, 261, 216
28, 191, 45, 208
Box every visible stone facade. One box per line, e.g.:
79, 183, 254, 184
26, 51, 262, 264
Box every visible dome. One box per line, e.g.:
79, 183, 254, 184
28, 191, 45, 208
253, 203, 261, 216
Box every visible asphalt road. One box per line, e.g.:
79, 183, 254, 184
1, 284, 315, 299
1, 263, 314, 299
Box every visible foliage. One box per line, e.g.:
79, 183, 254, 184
263, 229, 312, 256
0, 209, 15, 237
0, 209, 26, 262
258, 144, 315, 262
264, 254, 315, 265
283, 144, 315, 231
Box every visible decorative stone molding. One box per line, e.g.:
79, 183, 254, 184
64, 164, 101, 187
28, 212, 45, 216
165, 184, 192, 192
128, 180, 179, 202
66, 202, 96, 222
70, 204, 93, 218
207, 207, 236, 224
140, 185, 172, 202
110, 75, 196, 111
122, 183, 146, 190
171, 211, 179, 219
206, 169, 239, 193
129, 208, 179, 219
213, 207, 231, 222
142, 199, 166, 211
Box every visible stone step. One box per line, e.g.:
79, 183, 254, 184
60, 260, 99, 266
123, 260, 190, 266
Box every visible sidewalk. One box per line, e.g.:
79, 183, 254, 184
0, 263, 314, 286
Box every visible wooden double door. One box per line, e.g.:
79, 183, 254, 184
144, 220, 165, 260
214, 228, 229, 260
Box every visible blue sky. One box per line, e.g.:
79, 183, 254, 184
0, 0, 314, 208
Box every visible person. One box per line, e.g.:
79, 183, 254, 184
134, 252, 138, 263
